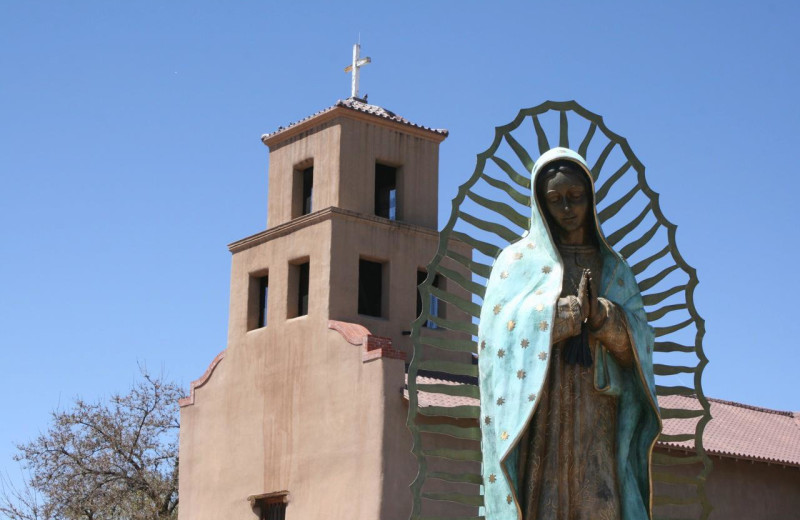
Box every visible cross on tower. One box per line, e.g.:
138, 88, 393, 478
344, 43, 371, 99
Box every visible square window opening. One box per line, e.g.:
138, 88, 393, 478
302, 167, 313, 215
287, 260, 310, 318
359, 259, 387, 317
247, 271, 269, 331
250, 492, 288, 520
417, 270, 443, 329
262, 502, 286, 520
375, 163, 398, 220
292, 162, 313, 218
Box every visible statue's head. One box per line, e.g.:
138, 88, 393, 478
535, 158, 595, 244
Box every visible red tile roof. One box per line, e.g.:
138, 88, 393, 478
659, 395, 800, 467
406, 373, 478, 407
408, 374, 480, 408
404, 375, 800, 467
261, 97, 449, 143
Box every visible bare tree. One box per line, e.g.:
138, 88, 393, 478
1, 370, 181, 520
0, 470, 54, 520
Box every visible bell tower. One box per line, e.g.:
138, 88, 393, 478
257, 97, 447, 343
263, 98, 443, 230
178, 95, 457, 520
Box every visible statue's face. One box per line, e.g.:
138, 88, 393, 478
541, 169, 590, 234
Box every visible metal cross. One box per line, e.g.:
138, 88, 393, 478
344, 43, 371, 99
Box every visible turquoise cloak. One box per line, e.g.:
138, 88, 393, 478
478, 147, 661, 520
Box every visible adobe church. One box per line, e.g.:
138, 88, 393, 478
177, 52, 800, 520
177, 88, 458, 518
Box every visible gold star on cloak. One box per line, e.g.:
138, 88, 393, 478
513, 252, 523, 260
535, 289, 544, 295
493, 304, 502, 315
496, 397, 505, 406
507, 495, 513, 504
528, 393, 536, 402
539, 321, 549, 331
542, 265, 552, 274
507, 320, 516, 331
538, 351, 548, 361
527, 242, 536, 249
488, 473, 497, 483
517, 369, 526, 380
484, 416, 491, 425
500, 270, 509, 279
497, 349, 505, 358
500, 431, 509, 440
535, 303, 544, 312
520, 338, 529, 348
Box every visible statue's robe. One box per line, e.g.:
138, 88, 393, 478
477, 147, 661, 520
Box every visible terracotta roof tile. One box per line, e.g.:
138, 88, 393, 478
659, 395, 800, 467
262, 98, 448, 142
405, 374, 479, 408
404, 375, 800, 467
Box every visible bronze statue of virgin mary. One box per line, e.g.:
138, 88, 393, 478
478, 147, 661, 520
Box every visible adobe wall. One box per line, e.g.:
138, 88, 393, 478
179, 210, 473, 520
337, 117, 440, 229
182, 102, 459, 519
651, 449, 800, 520
328, 213, 472, 363
266, 122, 342, 228
266, 113, 442, 231
705, 457, 800, 519
179, 220, 392, 520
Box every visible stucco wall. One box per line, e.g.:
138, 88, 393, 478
266, 122, 342, 228
266, 111, 441, 231
181, 221, 335, 518
179, 218, 405, 520
704, 457, 800, 519
327, 214, 471, 361
337, 117, 440, 229
181, 104, 457, 519
651, 450, 800, 520
179, 207, 472, 519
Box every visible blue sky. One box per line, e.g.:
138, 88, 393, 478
1, 1, 799, 484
